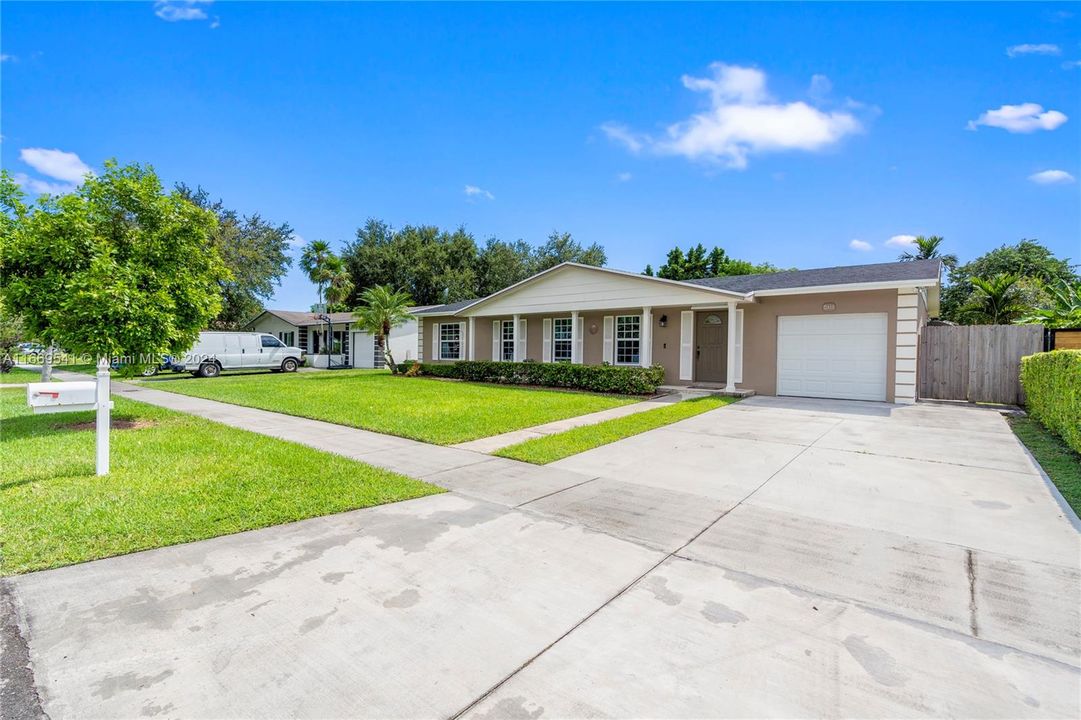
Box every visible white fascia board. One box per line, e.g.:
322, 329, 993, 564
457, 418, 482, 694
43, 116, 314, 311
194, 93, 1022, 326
750, 279, 940, 297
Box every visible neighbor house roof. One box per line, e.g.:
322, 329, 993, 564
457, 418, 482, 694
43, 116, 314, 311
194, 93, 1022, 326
684, 259, 942, 294
412, 299, 481, 316
256, 310, 358, 327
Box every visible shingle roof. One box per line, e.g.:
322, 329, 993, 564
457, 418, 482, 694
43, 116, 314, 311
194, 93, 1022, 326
412, 299, 479, 315
684, 259, 942, 293
260, 310, 358, 327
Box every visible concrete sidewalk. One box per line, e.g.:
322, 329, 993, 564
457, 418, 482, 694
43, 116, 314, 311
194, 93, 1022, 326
47, 369, 599, 508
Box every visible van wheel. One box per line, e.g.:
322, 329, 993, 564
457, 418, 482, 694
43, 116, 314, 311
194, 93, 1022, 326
198, 362, 221, 378
281, 358, 299, 373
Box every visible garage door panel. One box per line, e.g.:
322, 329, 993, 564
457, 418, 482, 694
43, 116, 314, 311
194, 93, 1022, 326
777, 313, 888, 402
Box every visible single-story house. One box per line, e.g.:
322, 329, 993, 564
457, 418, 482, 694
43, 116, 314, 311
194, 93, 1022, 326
243, 309, 423, 368
413, 259, 942, 404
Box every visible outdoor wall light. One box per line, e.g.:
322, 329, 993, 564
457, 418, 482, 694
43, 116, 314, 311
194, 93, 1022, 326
659, 314, 668, 327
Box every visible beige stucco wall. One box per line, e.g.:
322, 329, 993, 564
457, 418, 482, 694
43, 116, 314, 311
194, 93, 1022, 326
741, 289, 898, 400
424, 290, 901, 399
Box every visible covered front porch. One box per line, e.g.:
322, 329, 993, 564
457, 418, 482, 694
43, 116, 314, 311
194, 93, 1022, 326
424, 301, 746, 391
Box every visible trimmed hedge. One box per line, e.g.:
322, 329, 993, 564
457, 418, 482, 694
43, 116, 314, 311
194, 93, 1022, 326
1020, 350, 1081, 455
396, 360, 666, 395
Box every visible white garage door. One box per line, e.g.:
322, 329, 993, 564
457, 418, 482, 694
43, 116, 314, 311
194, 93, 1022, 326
777, 313, 888, 402
351, 332, 375, 369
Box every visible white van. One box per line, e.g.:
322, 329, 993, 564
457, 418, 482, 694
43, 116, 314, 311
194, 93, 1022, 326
181, 332, 305, 378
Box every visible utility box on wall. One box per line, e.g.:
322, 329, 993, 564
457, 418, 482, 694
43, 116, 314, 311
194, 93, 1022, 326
26, 381, 97, 413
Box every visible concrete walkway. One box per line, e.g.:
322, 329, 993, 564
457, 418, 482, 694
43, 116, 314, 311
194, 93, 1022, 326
451, 392, 688, 454
6, 383, 1079, 718
47, 369, 601, 508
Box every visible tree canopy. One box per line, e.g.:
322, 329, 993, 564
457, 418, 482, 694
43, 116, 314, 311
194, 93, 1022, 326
644, 243, 785, 281
175, 184, 294, 329
353, 285, 415, 373
0, 162, 228, 361
940, 239, 1077, 322
898, 235, 958, 269
342, 221, 606, 306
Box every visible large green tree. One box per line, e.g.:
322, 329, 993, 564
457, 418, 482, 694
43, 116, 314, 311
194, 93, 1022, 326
941, 240, 1077, 322
0, 162, 227, 367
475, 237, 536, 296
175, 184, 294, 329
532, 230, 607, 272
299, 240, 340, 309
649, 243, 783, 280
958, 274, 1028, 324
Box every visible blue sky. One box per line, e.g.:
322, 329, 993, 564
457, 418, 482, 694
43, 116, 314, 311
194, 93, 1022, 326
3, 1, 1079, 310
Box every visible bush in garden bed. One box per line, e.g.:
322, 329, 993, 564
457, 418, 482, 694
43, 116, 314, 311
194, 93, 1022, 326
396, 360, 665, 395
1020, 350, 1081, 454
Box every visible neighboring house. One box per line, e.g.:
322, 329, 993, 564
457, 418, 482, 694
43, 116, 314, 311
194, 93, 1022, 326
243, 310, 424, 368
413, 259, 942, 404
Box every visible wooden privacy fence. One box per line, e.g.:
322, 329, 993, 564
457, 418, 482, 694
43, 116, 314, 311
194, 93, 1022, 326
918, 324, 1044, 405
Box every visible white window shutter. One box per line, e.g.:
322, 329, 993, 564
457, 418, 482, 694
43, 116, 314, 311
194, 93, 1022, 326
492, 320, 500, 360
679, 311, 694, 381
542, 318, 552, 362
733, 309, 744, 383
518, 318, 527, 360
603, 316, 614, 364
458, 322, 466, 360
432, 323, 440, 361
576, 316, 584, 364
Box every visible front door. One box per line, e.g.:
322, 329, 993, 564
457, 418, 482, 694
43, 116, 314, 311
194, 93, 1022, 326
695, 312, 727, 383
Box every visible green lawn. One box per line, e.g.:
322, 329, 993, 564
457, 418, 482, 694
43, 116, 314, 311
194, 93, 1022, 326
148, 369, 638, 445
496, 395, 739, 464
0, 388, 442, 574
1009, 415, 1081, 514
0, 367, 49, 384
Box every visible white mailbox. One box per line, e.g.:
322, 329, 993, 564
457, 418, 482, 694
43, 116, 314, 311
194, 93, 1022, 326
27, 381, 98, 414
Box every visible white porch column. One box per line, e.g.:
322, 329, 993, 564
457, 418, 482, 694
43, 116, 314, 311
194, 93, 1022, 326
571, 310, 579, 363
725, 301, 737, 392
512, 314, 521, 361
467, 316, 475, 361
640, 307, 652, 367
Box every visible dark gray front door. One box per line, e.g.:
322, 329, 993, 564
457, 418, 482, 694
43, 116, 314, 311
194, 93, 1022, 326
695, 312, 727, 383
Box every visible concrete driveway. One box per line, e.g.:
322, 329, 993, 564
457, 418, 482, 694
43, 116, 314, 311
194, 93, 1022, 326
4, 397, 1079, 718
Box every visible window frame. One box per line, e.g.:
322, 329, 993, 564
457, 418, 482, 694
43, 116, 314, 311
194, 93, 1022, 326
501, 320, 515, 362
439, 322, 462, 361
552, 317, 573, 363
615, 315, 641, 366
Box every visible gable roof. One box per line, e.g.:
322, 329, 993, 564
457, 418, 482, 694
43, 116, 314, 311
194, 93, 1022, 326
413, 299, 479, 316
685, 259, 942, 293
256, 310, 358, 327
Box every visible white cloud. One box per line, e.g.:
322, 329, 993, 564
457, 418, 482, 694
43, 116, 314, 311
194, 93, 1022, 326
12, 173, 76, 196
616, 172, 633, 182
967, 103, 1068, 133
1006, 43, 1061, 57
1063, 60, 1081, 70
19, 148, 93, 182
464, 185, 494, 201
808, 74, 832, 101
1029, 169, 1076, 185
849, 239, 873, 252
602, 63, 864, 169
600, 123, 645, 154
154, 1, 213, 22
885, 234, 917, 249
0, 54, 14, 62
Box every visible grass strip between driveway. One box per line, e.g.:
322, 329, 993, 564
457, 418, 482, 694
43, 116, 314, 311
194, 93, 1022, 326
0, 368, 50, 384
148, 369, 637, 445
0, 388, 442, 575
495, 395, 740, 465
1008, 415, 1081, 515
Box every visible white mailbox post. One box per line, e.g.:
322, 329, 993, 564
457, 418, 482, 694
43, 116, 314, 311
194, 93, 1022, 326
27, 357, 114, 475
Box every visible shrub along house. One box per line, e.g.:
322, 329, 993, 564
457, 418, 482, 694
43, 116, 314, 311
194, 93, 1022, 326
413, 259, 942, 404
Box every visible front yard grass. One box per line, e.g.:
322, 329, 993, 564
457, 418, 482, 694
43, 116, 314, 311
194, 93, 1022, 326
1009, 415, 1081, 515
149, 369, 637, 445
496, 395, 739, 464
0, 388, 442, 574
0, 367, 48, 384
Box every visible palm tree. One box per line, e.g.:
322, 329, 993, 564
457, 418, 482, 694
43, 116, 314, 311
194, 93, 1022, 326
899, 235, 958, 270
1017, 279, 1081, 328
960, 273, 1028, 324
324, 270, 354, 312
354, 285, 415, 374
299, 240, 337, 308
